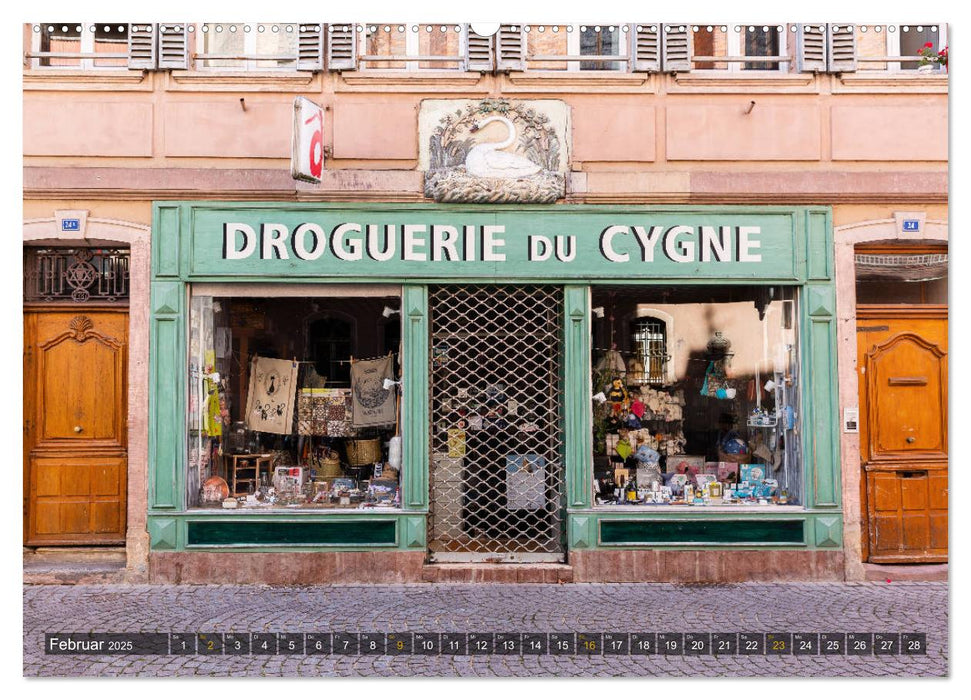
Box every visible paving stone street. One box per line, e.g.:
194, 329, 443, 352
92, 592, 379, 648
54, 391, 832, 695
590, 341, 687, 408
23, 582, 947, 678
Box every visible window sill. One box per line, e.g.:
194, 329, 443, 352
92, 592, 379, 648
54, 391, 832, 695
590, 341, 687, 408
504, 70, 653, 92
23, 68, 152, 91
833, 71, 948, 94
166, 70, 319, 91
669, 71, 818, 93
338, 70, 487, 92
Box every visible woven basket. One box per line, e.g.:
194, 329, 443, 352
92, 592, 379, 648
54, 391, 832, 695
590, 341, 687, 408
345, 437, 382, 466
717, 448, 750, 465
319, 450, 343, 478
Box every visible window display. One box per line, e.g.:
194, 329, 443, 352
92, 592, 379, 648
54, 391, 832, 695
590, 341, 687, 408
187, 291, 403, 510
591, 286, 802, 508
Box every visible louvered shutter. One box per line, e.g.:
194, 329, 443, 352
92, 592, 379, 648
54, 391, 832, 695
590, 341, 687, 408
630, 24, 660, 72
297, 24, 324, 70
496, 24, 526, 72
127, 24, 156, 69
464, 25, 494, 72
795, 23, 827, 72
157, 23, 189, 70
661, 24, 691, 72
327, 24, 357, 71
827, 23, 858, 73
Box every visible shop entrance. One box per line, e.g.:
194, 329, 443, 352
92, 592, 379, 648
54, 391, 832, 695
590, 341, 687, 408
23, 308, 129, 545
427, 285, 565, 562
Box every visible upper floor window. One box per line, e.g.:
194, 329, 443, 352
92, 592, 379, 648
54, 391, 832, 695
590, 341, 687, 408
31, 23, 129, 69
690, 25, 789, 72
854, 24, 947, 72
359, 23, 464, 70
525, 24, 628, 71
195, 23, 299, 70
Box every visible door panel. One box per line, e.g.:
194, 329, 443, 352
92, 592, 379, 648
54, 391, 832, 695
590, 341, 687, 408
24, 310, 128, 545
858, 307, 947, 564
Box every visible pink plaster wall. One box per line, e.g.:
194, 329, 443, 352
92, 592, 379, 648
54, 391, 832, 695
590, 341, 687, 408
831, 105, 948, 161
572, 102, 655, 162
164, 101, 291, 158
666, 103, 821, 161
332, 97, 418, 160
24, 100, 154, 156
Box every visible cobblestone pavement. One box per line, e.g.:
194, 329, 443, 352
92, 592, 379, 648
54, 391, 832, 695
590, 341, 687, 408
23, 582, 947, 677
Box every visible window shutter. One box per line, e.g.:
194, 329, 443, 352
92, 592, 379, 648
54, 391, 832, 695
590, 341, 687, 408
795, 23, 827, 73
127, 24, 156, 69
464, 25, 494, 72
661, 24, 691, 72
157, 23, 189, 70
327, 24, 357, 71
630, 24, 660, 72
297, 24, 324, 70
827, 23, 858, 73
496, 24, 526, 72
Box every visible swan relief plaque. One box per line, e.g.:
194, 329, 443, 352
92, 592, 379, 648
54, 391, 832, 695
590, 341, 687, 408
420, 98, 570, 204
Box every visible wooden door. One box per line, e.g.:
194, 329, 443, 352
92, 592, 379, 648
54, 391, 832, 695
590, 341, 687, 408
857, 306, 947, 563
23, 309, 128, 545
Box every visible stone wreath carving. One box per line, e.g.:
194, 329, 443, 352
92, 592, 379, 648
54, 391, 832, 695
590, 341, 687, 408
424, 99, 566, 204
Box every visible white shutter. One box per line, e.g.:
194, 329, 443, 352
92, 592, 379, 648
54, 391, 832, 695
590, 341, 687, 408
464, 25, 494, 72
630, 24, 660, 72
297, 24, 324, 71
327, 24, 358, 71
127, 24, 156, 70
157, 23, 189, 70
795, 23, 827, 73
827, 23, 858, 73
496, 24, 526, 72
661, 24, 691, 72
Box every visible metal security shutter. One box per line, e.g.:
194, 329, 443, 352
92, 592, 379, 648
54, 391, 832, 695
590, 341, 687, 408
326, 24, 357, 71
157, 23, 189, 70
496, 24, 526, 72
464, 24, 494, 72
630, 24, 660, 72
828, 23, 858, 73
127, 24, 156, 69
297, 23, 324, 70
796, 23, 827, 73
661, 23, 691, 72
428, 285, 565, 563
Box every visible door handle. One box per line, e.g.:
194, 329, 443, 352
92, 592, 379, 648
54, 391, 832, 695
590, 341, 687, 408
906, 437, 916, 444
74, 425, 83, 433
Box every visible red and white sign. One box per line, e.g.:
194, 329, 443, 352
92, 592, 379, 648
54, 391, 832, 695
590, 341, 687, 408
291, 97, 324, 183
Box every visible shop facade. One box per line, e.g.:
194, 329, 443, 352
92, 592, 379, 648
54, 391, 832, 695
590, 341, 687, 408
147, 202, 841, 582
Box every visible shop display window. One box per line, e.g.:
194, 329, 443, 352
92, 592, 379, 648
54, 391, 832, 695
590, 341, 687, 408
591, 286, 802, 508
187, 290, 403, 511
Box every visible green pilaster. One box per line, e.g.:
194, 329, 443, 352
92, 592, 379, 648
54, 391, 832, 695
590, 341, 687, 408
149, 280, 185, 511
564, 286, 592, 509
402, 285, 429, 511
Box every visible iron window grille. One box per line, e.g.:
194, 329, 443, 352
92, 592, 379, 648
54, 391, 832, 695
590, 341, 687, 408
23, 247, 130, 303
631, 317, 669, 386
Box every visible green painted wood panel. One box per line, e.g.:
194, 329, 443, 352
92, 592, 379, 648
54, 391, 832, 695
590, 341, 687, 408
402, 285, 429, 511
564, 286, 592, 508
186, 519, 397, 547
152, 205, 181, 277
600, 519, 805, 545
149, 282, 185, 510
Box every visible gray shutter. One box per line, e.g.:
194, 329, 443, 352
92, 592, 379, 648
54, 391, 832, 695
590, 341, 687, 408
827, 23, 858, 73
496, 24, 526, 72
157, 23, 189, 70
464, 25, 494, 72
327, 24, 357, 71
795, 23, 827, 73
630, 24, 660, 72
127, 23, 156, 70
297, 24, 324, 70
661, 24, 691, 72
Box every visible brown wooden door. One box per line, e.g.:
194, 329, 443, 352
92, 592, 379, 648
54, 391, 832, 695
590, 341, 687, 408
857, 306, 947, 563
24, 309, 128, 545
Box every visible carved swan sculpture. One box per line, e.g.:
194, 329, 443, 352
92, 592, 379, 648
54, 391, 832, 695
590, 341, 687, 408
465, 116, 542, 179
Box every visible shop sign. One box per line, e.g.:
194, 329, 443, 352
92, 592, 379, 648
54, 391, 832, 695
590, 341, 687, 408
183, 206, 806, 281
290, 97, 324, 184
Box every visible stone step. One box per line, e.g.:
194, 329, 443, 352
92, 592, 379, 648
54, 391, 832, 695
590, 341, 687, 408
422, 563, 573, 584
26, 546, 127, 564
863, 563, 948, 582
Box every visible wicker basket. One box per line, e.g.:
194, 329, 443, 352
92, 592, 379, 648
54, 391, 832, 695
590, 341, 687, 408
717, 448, 750, 465
345, 437, 382, 466
319, 449, 343, 478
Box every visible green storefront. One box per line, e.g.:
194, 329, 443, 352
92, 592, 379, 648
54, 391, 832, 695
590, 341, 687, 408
148, 202, 842, 583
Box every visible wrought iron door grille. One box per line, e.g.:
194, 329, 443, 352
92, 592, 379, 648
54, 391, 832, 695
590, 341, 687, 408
24, 248, 130, 303
428, 285, 565, 562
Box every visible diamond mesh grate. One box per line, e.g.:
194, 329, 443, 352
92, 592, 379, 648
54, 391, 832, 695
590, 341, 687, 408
428, 285, 565, 561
